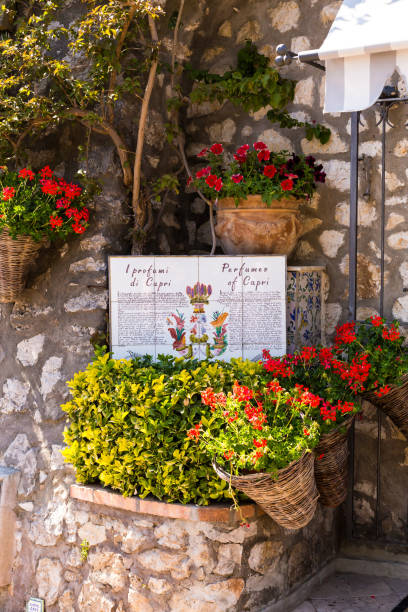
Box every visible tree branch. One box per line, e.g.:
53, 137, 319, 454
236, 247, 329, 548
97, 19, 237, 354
67, 108, 133, 187
107, 5, 137, 123
131, 15, 159, 228
171, 0, 185, 92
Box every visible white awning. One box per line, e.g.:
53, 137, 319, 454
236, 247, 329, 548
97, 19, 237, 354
300, 0, 408, 113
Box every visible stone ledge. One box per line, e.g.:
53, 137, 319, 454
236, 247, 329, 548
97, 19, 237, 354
70, 483, 263, 523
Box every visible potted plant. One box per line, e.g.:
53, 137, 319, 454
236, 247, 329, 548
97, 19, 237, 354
262, 346, 361, 507
190, 380, 320, 529
0, 166, 89, 302
334, 317, 408, 439
191, 142, 326, 255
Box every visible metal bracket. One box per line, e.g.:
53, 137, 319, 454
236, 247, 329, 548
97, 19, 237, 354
275, 44, 326, 72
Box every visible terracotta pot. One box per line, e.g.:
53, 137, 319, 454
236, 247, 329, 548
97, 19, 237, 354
215, 195, 303, 255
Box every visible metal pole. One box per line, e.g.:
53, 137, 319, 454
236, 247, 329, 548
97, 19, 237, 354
346, 111, 360, 541
380, 106, 386, 318
348, 111, 360, 322
375, 105, 387, 540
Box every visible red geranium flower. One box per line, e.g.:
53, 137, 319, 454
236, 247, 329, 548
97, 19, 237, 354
210, 143, 223, 155
201, 388, 216, 407
197, 148, 208, 158
2, 187, 15, 201
64, 183, 82, 200
186, 176, 193, 187
187, 422, 201, 441
49, 215, 63, 229
72, 222, 86, 234
79, 208, 89, 222
281, 178, 294, 191
231, 174, 244, 184
214, 178, 223, 192
237, 144, 250, 154
263, 165, 277, 179
254, 141, 268, 150
382, 325, 400, 341
370, 315, 383, 327
39, 166, 53, 179
41, 179, 59, 196
19, 168, 35, 181
56, 198, 69, 209
234, 153, 247, 164
205, 174, 217, 188
253, 438, 267, 448
196, 167, 211, 179
257, 150, 270, 162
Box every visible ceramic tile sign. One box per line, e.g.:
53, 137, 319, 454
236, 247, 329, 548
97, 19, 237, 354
109, 256, 286, 362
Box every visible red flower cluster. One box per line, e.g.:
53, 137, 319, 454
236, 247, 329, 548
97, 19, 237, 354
232, 381, 253, 402
244, 400, 267, 431
266, 380, 284, 393
201, 388, 227, 411
374, 385, 391, 398
50, 215, 63, 229
187, 422, 201, 441
262, 351, 294, 378
382, 325, 400, 341
332, 353, 371, 394
2, 187, 15, 201
300, 346, 317, 362
19, 168, 35, 181
253, 438, 267, 448
334, 322, 356, 348
319, 347, 334, 369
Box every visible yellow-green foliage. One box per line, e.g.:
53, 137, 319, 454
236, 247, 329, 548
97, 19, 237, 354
62, 353, 265, 505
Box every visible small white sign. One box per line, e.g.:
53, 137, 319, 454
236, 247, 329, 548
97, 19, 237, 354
109, 255, 287, 361
27, 598, 44, 612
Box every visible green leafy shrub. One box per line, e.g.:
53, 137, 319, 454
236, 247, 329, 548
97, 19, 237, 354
62, 352, 266, 505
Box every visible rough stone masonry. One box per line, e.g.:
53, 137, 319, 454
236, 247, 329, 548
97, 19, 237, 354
0, 0, 407, 609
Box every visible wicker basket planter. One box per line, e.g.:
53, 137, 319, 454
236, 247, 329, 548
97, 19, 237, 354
213, 451, 319, 530
0, 229, 43, 303
363, 375, 408, 440
314, 417, 354, 508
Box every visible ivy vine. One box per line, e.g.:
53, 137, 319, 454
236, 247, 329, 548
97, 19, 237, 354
185, 41, 331, 145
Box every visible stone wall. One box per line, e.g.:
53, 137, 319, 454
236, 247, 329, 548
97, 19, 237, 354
6, 487, 338, 612
0, 0, 407, 609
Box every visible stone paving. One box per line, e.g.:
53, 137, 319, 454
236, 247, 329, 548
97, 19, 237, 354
293, 573, 407, 611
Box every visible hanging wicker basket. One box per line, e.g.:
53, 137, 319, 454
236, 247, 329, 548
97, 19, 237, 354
0, 229, 43, 303
213, 452, 319, 530
314, 417, 354, 508
363, 375, 408, 440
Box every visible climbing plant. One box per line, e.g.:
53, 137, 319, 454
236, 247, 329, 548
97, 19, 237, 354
184, 41, 331, 145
